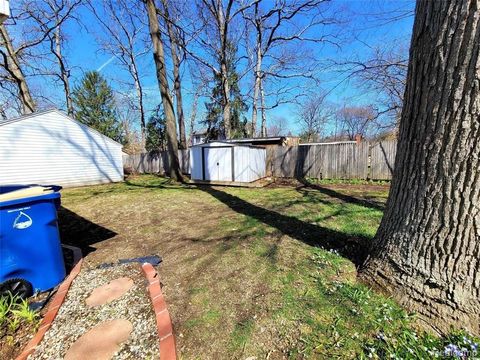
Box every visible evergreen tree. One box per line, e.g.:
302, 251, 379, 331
145, 106, 167, 152
204, 42, 248, 139
72, 71, 123, 142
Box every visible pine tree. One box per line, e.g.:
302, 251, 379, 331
72, 71, 123, 142
204, 42, 248, 140
145, 106, 167, 152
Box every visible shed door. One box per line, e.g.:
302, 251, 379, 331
204, 147, 232, 181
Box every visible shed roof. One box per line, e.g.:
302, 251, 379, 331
192, 128, 208, 135
225, 136, 299, 146
0, 109, 123, 147
190, 141, 265, 149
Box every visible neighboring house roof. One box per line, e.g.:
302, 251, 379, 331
225, 136, 299, 146
0, 109, 123, 147
192, 128, 208, 136
225, 136, 284, 143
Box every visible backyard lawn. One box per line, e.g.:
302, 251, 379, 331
56, 175, 474, 359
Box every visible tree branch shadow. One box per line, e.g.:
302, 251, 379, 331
199, 186, 369, 267
295, 178, 386, 211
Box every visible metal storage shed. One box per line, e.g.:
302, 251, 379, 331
190, 142, 266, 184
0, 109, 124, 187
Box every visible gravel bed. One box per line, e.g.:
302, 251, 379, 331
29, 263, 159, 359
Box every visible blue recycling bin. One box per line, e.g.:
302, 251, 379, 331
0, 185, 66, 296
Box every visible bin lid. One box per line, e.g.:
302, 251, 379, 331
0, 185, 61, 207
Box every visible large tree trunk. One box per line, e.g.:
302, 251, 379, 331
0, 25, 35, 114
251, 11, 262, 138
360, 0, 480, 336
251, 72, 260, 137
216, 3, 231, 139
188, 86, 200, 146
144, 0, 182, 181
259, 77, 267, 137
160, 0, 186, 149
130, 58, 146, 150
221, 64, 231, 139
53, 25, 73, 116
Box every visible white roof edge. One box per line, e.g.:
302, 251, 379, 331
191, 141, 265, 149
225, 137, 284, 142
299, 141, 356, 145
0, 109, 123, 147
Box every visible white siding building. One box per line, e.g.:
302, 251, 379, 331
0, 109, 124, 187
190, 142, 266, 183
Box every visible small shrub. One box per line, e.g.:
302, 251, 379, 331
0, 293, 18, 325
11, 298, 39, 324
7, 317, 20, 333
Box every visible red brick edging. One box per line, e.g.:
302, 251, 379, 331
16, 256, 83, 360
142, 263, 177, 360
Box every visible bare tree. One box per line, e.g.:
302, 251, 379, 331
143, 0, 182, 181
37, 0, 81, 116
183, 0, 257, 139
0, 24, 35, 114
267, 115, 288, 137
157, 0, 187, 149
0, 0, 78, 115
297, 92, 331, 142
186, 62, 210, 145
88, 0, 149, 149
361, 0, 480, 335
341, 44, 408, 132
242, 0, 339, 137
335, 105, 375, 140
116, 92, 144, 154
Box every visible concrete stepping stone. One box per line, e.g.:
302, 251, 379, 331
64, 319, 133, 360
86, 277, 133, 307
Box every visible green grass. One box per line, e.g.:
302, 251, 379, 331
305, 177, 391, 186
230, 318, 255, 351
59, 175, 479, 359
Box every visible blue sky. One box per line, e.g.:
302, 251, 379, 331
11, 0, 415, 135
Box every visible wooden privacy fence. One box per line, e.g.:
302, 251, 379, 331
370, 140, 397, 180
267, 140, 397, 180
123, 150, 190, 175
269, 141, 369, 179
123, 140, 397, 180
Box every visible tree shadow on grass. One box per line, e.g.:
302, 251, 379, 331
296, 178, 386, 211
199, 186, 370, 267
124, 177, 196, 190
58, 206, 117, 256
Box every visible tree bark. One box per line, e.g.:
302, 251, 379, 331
250, 3, 263, 138
188, 86, 200, 146
360, 0, 480, 336
144, 0, 182, 181
216, 1, 231, 139
0, 25, 35, 114
259, 77, 267, 137
160, 0, 186, 149
251, 29, 262, 137
130, 58, 146, 150
53, 25, 73, 116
